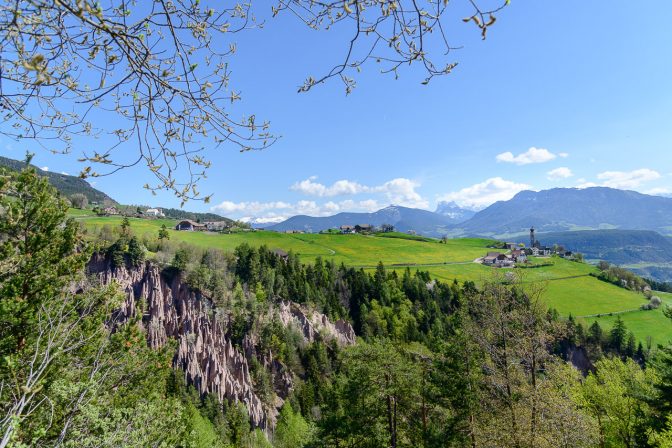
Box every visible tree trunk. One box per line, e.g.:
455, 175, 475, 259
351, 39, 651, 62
387, 394, 396, 448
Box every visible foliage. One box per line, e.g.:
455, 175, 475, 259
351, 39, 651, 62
69, 193, 88, 209
581, 357, 658, 447
0, 165, 194, 446
591, 263, 650, 292
273, 403, 315, 448
0, 165, 90, 353
158, 224, 170, 241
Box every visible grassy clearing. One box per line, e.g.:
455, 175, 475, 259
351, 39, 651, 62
542, 276, 647, 316
583, 309, 672, 347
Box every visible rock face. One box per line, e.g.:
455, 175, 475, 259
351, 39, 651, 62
277, 301, 356, 346
89, 255, 267, 427
88, 255, 356, 429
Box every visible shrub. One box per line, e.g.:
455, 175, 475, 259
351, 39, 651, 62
642, 296, 663, 310
70, 193, 88, 209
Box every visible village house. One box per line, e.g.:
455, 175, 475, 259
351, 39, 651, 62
102, 206, 119, 216
340, 225, 355, 234
204, 221, 230, 232
482, 252, 514, 267
511, 249, 527, 263
355, 224, 373, 233
482, 249, 525, 268
273, 249, 290, 262
530, 246, 553, 257
482, 252, 502, 265
175, 220, 206, 231
145, 208, 165, 217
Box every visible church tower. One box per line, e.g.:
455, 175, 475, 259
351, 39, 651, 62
530, 226, 536, 248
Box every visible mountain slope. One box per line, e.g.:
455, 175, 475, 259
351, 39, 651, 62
0, 155, 117, 204
267, 205, 457, 237
455, 187, 672, 237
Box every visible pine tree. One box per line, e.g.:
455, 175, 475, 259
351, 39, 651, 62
0, 165, 89, 352
158, 224, 170, 240
625, 332, 636, 359
120, 216, 131, 235
588, 321, 603, 347
127, 236, 145, 267
609, 317, 627, 355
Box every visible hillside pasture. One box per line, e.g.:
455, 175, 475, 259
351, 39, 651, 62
75, 214, 493, 266
584, 308, 672, 348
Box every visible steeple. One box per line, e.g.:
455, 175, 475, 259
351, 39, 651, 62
530, 226, 536, 248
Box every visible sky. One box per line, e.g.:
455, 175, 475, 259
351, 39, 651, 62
2, 1, 671, 223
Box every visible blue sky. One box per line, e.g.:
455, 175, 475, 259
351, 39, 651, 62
2, 1, 671, 223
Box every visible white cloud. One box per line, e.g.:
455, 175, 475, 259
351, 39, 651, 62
558, 152, 569, 158
496, 147, 561, 165
576, 168, 662, 190
358, 199, 381, 211
547, 167, 574, 181
211, 199, 383, 221
211, 201, 293, 214
576, 181, 598, 189
646, 187, 671, 196
290, 176, 368, 197
60, 171, 69, 176
239, 216, 286, 224
291, 176, 429, 209
438, 177, 533, 210
40, 166, 49, 172
596, 168, 661, 189
373, 178, 429, 208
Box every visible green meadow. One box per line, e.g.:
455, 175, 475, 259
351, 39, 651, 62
73, 212, 670, 341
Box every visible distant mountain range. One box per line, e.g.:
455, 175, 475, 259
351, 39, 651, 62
0, 155, 117, 205
454, 187, 672, 238
267, 205, 473, 236
269, 187, 672, 239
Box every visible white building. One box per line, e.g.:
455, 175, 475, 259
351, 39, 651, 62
145, 208, 165, 217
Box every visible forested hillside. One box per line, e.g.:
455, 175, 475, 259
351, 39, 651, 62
0, 155, 117, 205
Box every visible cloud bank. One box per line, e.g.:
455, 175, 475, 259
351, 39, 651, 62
438, 177, 532, 210
496, 147, 567, 165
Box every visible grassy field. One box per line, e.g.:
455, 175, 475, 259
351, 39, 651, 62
583, 309, 672, 348
74, 214, 492, 266
72, 212, 665, 341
